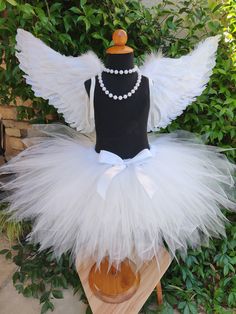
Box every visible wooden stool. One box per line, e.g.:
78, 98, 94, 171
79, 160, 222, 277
76, 247, 172, 314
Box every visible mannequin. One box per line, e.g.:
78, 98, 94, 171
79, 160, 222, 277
84, 30, 145, 303
84, 32, 150, 159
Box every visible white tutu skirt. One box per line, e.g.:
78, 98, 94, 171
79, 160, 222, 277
0, 124, 235, 267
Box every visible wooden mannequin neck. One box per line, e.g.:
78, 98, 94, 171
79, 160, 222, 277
105, 52, 134, 70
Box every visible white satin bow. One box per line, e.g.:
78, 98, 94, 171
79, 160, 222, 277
97, 148, 157, 199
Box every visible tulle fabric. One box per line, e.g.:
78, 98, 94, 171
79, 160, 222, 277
0, 124, 235, 267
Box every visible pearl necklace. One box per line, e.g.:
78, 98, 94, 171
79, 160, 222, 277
98, 68, 142, 100
103, 65, 138, 75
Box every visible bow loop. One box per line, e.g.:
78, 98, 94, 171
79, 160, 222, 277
97, 149, 157, 199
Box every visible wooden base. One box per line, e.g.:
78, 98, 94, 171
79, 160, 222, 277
89, 258, 140, 304
76, 248, 172, 314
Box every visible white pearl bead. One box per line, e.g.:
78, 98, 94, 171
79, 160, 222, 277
105, 90, 109, 94
109, 93, 113, 98
119, 70, 123, 74
102, 87, 106, 91
128, 92, 132, 97
123, 95, 128, 99
100, 83, 104, 87
124, 70, 128, 74
131, 89, 135, 94
128, 69, 132, 73
118, 96, 123, 100
113, 95, 118, 100
114, 70, 118, 74
110, 69, 114, 74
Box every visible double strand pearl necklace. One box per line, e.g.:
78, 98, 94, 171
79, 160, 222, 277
98, 66, 142, 101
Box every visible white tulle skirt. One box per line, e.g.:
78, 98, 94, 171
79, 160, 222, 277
0, 124, 235, 267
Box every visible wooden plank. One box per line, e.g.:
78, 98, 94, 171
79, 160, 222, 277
76, 248, 172, 314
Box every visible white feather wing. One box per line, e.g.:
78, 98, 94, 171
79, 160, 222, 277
15, 29, 104, 133
141, 35, 221, 131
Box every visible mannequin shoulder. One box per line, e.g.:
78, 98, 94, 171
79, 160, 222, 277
84, 78, 91, 96
141, 75, 150, 94
141, 75, 149, 86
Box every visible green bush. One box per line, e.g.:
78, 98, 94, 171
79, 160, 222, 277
0, 205, 31, 242
0, 0, 235, 160
0, 0, 235, 313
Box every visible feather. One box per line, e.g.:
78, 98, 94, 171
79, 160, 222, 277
141, 35, 221, 130
15, 29, 104, 133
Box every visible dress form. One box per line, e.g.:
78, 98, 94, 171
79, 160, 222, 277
84, 30, 150, 159
85, 30, 142, 303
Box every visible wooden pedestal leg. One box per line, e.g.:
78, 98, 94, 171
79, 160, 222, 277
156, 281, 163, 305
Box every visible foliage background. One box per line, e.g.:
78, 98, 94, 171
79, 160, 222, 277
0, 0, 235, 313
0, 0, 235, 158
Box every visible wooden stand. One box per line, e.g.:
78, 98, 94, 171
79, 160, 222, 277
76, 247, 172, 314
89, 258, 141, 304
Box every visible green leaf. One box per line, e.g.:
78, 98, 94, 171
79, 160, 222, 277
0, 0, 6, 11
41, 301, 54, 314
80, 0, 87, 6
91, 33, 104, 40
77, 16, 90, 32
86, 307, 92, 314
19, 3, 35, 16
13, 272, 20, 284
212, 3, 222, 13
178, 301, 187, 309
6, 251, 12, 259
40, 291, 51, 304
23, 287, 32, 298
140, 36, 149, 45
223, 264, 229, 276
15, 284, 24, 294
6, 0, 17, 6
0, 249, 9, 254
189, 303, 198, 314
52, 290, 63, 299
69, 6, 81, 14
183, 305, 190, 314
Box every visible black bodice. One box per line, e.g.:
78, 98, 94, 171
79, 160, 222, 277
84, 52, 150, 159
93, 75, 150, 159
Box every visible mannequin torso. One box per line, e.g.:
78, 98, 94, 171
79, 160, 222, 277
84, 53, 150, 159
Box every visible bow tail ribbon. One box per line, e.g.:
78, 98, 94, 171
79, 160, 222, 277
135, 165, 157, 199
97, 164, 126, 200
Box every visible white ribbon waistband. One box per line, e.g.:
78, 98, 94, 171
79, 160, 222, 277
97, 148, 157, 199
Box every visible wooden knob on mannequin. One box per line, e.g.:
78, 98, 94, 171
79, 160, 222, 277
106, 29, 133, 54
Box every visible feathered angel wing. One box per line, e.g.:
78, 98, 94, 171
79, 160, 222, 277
15, 29, 104, 133
141, 35, 221, 131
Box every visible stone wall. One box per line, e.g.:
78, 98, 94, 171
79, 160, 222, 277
0, 99, 32, 161
142, 0, 162, 7
0, 42, 32, 161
